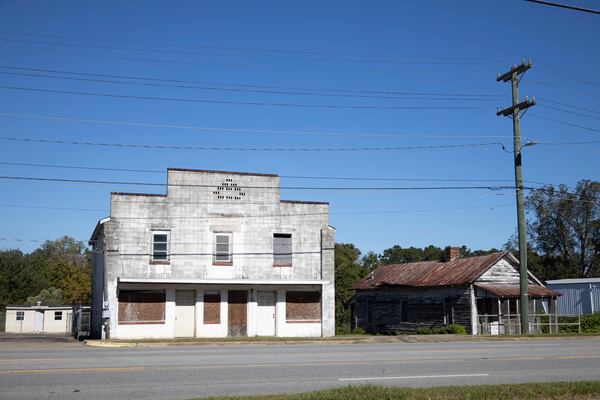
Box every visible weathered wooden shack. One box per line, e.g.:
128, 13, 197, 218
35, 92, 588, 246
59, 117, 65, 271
352, 248, 559, 335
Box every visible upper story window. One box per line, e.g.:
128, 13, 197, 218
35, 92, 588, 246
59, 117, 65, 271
151, 230, 170, 262
213, 232, 232, 264
54, 311, 63, 321
273, 233, 292, 267
16, 311, 24, 321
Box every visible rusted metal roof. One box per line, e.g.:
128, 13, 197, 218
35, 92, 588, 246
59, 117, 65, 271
475, 283, 559, 298
353, 252, 507, 290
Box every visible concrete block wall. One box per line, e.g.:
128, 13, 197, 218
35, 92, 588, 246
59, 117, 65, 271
96, 168, 334, 338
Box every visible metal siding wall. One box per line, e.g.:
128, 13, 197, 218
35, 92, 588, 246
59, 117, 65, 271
592, 283, 600, 313
547, 283, 592, 314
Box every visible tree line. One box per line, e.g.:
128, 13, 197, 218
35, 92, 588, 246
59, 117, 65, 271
0, 236, 91, 308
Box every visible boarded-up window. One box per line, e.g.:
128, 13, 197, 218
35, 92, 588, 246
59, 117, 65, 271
204, 293, 221, 324
286, 291, 321, 322
273, 233, 292, 267
118, 290, 165, 324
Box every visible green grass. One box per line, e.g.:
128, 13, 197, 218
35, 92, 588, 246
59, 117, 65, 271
194, 382, 600, 400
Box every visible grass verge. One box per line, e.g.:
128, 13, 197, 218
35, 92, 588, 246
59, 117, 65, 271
195, 381, 600, 400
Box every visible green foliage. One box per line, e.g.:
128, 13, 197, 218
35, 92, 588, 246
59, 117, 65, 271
198, 381, 600, 400
0, 236, 91, 308
415, 327, 432, 335
415, 324, 466, 335
334, 243, 363, 332
379, 244, 498, 265
433, 324, 467, 334
525, 180, 599, 279
580, 312, 600, 333
539, 313, 600, 334
352, 326, 366, 335
26, 287, 64, 305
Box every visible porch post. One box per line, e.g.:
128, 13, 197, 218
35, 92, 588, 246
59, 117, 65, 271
470, 285, 478, 335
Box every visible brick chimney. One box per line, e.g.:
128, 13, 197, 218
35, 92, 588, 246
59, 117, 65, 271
445, 246, 460, 262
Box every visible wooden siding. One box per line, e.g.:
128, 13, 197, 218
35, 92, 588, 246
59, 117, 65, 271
353, 286, 472, 334
477, 259, 520, 284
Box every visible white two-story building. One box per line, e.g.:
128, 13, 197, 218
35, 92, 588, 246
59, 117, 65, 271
90, 168, 335, 339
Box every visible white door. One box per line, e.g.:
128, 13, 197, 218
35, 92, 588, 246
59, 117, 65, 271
175, 290, 196, 337
256, 290, 276, 336
34, 310, 44, 333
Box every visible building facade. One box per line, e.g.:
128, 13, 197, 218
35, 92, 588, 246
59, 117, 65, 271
352, 249, 558, 335
546, 278, 600, 315
5, 305, 73, 334
90, 168, 335, 339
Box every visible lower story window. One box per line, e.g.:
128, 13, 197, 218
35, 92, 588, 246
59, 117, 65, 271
54, 311, 63, 321
286, 291, 321, 323
118, 290, 166, 324
16, 311, 24, 321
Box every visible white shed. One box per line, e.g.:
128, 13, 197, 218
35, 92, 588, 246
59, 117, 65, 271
546, 278, 600, 315
5, 305, 74, 334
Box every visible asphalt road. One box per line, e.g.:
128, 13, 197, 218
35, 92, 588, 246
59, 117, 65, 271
1, 337, 600, 400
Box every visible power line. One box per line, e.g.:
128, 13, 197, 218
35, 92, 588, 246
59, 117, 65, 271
0, 67, 498, 102
0, 161, 558, 186
0, 30, 495, 61
0, 36, 491, 66
537, 104, 600, 122
529, 113, 600, 134
0, 204, 107, 212
0, 112, 511, 138
524, 0, 600, 14
0, 175, 522, 191
0, 137, 503, 152
0, 64, 503, 98
537, 139, 600, 146
538, 97, 600, 116
0, 85, 487, 110
0, 203, 515, 216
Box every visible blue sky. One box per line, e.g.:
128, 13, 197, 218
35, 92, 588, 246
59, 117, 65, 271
0, 0, 598, 256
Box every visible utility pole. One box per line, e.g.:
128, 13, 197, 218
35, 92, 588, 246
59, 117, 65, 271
496, 60, 536, 334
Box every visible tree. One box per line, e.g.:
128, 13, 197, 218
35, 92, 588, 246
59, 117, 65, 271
334, 243, 363, 333
26, 287, 64, 305
0, 236, 91, 308
526, 180, 600, 278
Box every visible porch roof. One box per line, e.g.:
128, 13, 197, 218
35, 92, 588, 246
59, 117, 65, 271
475, 283, 560, 298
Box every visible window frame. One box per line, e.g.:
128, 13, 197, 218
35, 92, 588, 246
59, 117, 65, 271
273, 233, 293, 268
54, 311, 63, 321
150, 230, 170, 264
213, 232, 233, 265
16, 311, 24, 321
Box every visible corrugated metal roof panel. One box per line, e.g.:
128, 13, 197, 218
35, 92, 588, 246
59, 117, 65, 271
474, 283, 559, 298
353, 252, 506, 289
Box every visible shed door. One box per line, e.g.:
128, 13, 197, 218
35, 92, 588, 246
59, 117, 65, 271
175, 290, 196, 337
228, 290, 248, 337
34, 310, 44, 333
256, 291, 276, 336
